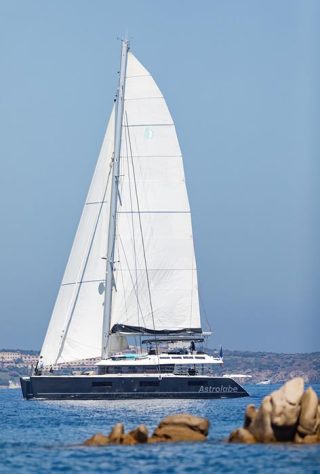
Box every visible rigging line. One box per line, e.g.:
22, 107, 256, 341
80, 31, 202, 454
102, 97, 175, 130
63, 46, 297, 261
118, 234, 147, 329
190, 260, 194, 330
115, 239, 135, 352
125, 111, 161, 376
198, 286, 212, 333
123, 115, 141, 347
117, 234, 128, 321
55, 160, 113, 365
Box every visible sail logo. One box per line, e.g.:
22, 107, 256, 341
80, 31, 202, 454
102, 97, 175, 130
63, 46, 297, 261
198, 385, 238, 393
144, 127, 153, 139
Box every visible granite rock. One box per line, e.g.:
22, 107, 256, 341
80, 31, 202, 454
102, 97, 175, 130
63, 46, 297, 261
157, 414, 209, 435
150, 425, 206, 443
249, 395, 275, 442
108, 422, 125, 443
128, 425, 149, 443
229, 428, 256, 444
244, 405, 257, 429
296, 387, 318, 436
229, 378, 319, 444
84, 413, 209, 446
84, 433, 110, 446
270, 377, 304, 429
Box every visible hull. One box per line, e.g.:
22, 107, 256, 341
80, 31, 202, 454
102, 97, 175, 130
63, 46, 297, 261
20, 375, 249, 400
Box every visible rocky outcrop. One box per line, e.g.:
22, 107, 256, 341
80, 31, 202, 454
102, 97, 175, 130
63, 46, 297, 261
295, 387, 319, 440
83, 413, 209, 446
229, 377, 320, 444
244, 404, 257, 428
249, 395, 275, 442
150, 414, 208, 443
128, 425, 149, 443
84, 433, 110, 446
229, 428, 256, 444
108, 422, 125, 443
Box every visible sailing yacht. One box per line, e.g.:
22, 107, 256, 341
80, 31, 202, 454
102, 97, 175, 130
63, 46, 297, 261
20, 40, 248, 400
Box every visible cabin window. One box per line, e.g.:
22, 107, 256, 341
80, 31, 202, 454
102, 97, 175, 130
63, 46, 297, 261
98, 365, 174, 375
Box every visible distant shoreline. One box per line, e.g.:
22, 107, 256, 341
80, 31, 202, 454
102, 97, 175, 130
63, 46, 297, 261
1, 349, 319, 386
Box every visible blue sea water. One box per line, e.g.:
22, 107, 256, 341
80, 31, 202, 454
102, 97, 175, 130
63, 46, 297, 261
0, 385, 320, 474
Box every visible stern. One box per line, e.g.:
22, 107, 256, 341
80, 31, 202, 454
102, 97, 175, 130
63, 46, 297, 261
20, 377, 33, 400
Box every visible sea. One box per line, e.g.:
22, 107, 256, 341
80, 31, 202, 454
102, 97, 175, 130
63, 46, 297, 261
1, 384, 319, 474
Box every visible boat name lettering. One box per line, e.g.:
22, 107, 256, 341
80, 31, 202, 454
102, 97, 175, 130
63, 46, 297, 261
198, 385, 238, 393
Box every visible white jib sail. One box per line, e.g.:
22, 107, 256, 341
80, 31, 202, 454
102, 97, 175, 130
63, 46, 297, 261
109, 52, 201, 335
40, 109, 115, 366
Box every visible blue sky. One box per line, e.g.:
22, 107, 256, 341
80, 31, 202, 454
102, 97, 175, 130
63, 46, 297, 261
0, 0, 319, 352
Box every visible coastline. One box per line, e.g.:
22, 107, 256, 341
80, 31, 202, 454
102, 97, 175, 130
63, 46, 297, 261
1, 349, 319, 388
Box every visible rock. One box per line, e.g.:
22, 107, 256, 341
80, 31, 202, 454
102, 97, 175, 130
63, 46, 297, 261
150, 425, 206, 443
301, 434, 319, 444
229, 378, 319, 444
268, 377, 304, 441
108, 423, 125, 443
297, 387, 318, 436
270, 377, 304, 428
244, 405, 257, 429
84, 413, 209, 447
249, 395, 275, 442
150, 413, 209, 443
128, 425, 149, 443
229, 428, 256, 444
84, 433, 110, 446
283, 377, 305, 405
294, 432, 304, 443
316, 404, 320, 439
120, 434, 137, 445
157, 413, 209, 436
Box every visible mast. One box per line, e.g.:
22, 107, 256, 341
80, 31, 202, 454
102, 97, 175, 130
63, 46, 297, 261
102, 39, 129, 358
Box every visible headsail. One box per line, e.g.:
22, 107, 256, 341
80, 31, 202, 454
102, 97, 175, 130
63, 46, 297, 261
109, 52, 201, 335
40, 109, 115, 366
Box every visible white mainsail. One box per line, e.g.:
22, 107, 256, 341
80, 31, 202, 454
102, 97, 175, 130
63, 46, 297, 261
110, 52, 201, 335
40, 51, 201, 367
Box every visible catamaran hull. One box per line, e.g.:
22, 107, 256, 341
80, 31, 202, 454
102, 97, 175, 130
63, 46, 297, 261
20, 375, 249, 400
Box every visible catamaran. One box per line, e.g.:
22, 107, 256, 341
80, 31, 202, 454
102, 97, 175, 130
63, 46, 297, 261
20, 40, 248, 400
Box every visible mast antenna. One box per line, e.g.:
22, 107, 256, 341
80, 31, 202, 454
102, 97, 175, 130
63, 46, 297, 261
102, 39, 129, 358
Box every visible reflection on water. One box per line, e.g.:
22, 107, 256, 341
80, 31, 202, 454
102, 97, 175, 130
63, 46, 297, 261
48, 398, 197, 412
1, 385, 319, 474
